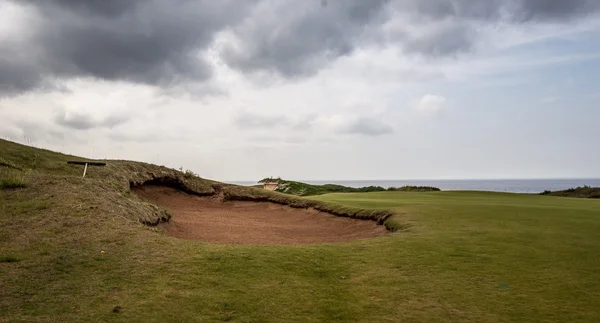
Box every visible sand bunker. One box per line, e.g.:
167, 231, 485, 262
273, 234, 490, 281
133, 185, 388, 244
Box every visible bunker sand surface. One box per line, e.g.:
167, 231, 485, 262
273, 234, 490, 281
133, 185, 389, 244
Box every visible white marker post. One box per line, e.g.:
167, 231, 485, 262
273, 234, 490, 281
67, 161, 106, 178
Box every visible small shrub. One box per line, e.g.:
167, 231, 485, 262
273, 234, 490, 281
183, 169, 197, 179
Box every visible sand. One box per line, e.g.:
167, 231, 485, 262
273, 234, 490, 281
133, 185, 388, 245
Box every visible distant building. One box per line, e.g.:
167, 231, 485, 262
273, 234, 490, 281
259, 178, 281, 191
262, 181, 280, 191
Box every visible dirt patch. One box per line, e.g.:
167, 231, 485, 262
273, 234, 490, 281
133, 185, 389, 244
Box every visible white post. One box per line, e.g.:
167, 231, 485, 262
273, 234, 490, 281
83, 163, 88, 178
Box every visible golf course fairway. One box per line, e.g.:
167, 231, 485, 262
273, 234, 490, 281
1, 139, 599, 322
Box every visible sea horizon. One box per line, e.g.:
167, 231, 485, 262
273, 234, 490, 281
224, 178, 600, 194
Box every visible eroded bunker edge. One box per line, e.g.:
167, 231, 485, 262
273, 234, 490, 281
129, 175, 408, 232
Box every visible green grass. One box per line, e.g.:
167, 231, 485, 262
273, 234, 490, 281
259, 178, 440, 196
273, 179, 388, 196
387, 185, 441, 192
0, 157, 23, 170
0, 177, 27, 189
0, 169, 27, 190
1, 138, 600, 322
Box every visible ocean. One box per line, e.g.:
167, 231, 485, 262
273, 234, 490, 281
226, 179, 600, 194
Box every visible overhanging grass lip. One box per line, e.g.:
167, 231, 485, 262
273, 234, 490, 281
131, 176, 403, 232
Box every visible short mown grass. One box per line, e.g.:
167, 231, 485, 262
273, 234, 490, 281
2, 138, 600, 322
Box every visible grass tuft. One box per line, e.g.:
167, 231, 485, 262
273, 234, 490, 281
0, 255, 21, 263
0, 170, 27, 189
0, 156, 23, 170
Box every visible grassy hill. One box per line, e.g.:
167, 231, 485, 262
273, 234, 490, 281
260, 177, 440, 196
2, 139, 600, 322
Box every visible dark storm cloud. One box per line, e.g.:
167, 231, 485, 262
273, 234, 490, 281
1, 0, 599, 95
1, 0, 256, 95
222, 0, 600, 75
221, 0, 391, 78
0, 60, 43, 95
34, 0, 139, 17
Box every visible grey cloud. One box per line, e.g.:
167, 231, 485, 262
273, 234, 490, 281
384, 0, 600, 57
398, 0, 600, 22
2, 0, 600, 95
285, 136, 308, 144
399, 20, 476, 57
292, 115, 318, 130
1, 0, 256, 95
0, 60, 41, 95
339, 117, 393, 136
234, 112, 319, 131
221, 0, 391, 78
507, 0, 600, 22
234, 112, 290, 129
1, 120, 70, 145
223, 0, 600, 75
244, 134, 308, 145
107, 131, 181, 143
38, 0, 140, 17
54, 111, 129, 130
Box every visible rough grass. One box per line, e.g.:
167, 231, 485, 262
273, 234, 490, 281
540, 186, 600, 198
260, 178, 440, 196
274, 180, 387, 196
0, 177, 27, 190
387, 185, 441, 192
0, 255, 21, 263
0, 169, 27, 190
2, 138, 600, 322
0, 156, 23, 170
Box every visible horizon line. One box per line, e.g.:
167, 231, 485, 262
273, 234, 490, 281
223, 177, 600, 182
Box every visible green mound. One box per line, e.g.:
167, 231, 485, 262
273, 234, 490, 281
540, 186, 600, 198
0, 139, 403, 231
259, 177, 441, 196
386, 185, 441, 192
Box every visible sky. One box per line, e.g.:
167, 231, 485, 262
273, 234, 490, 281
1, 0, 600, 181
